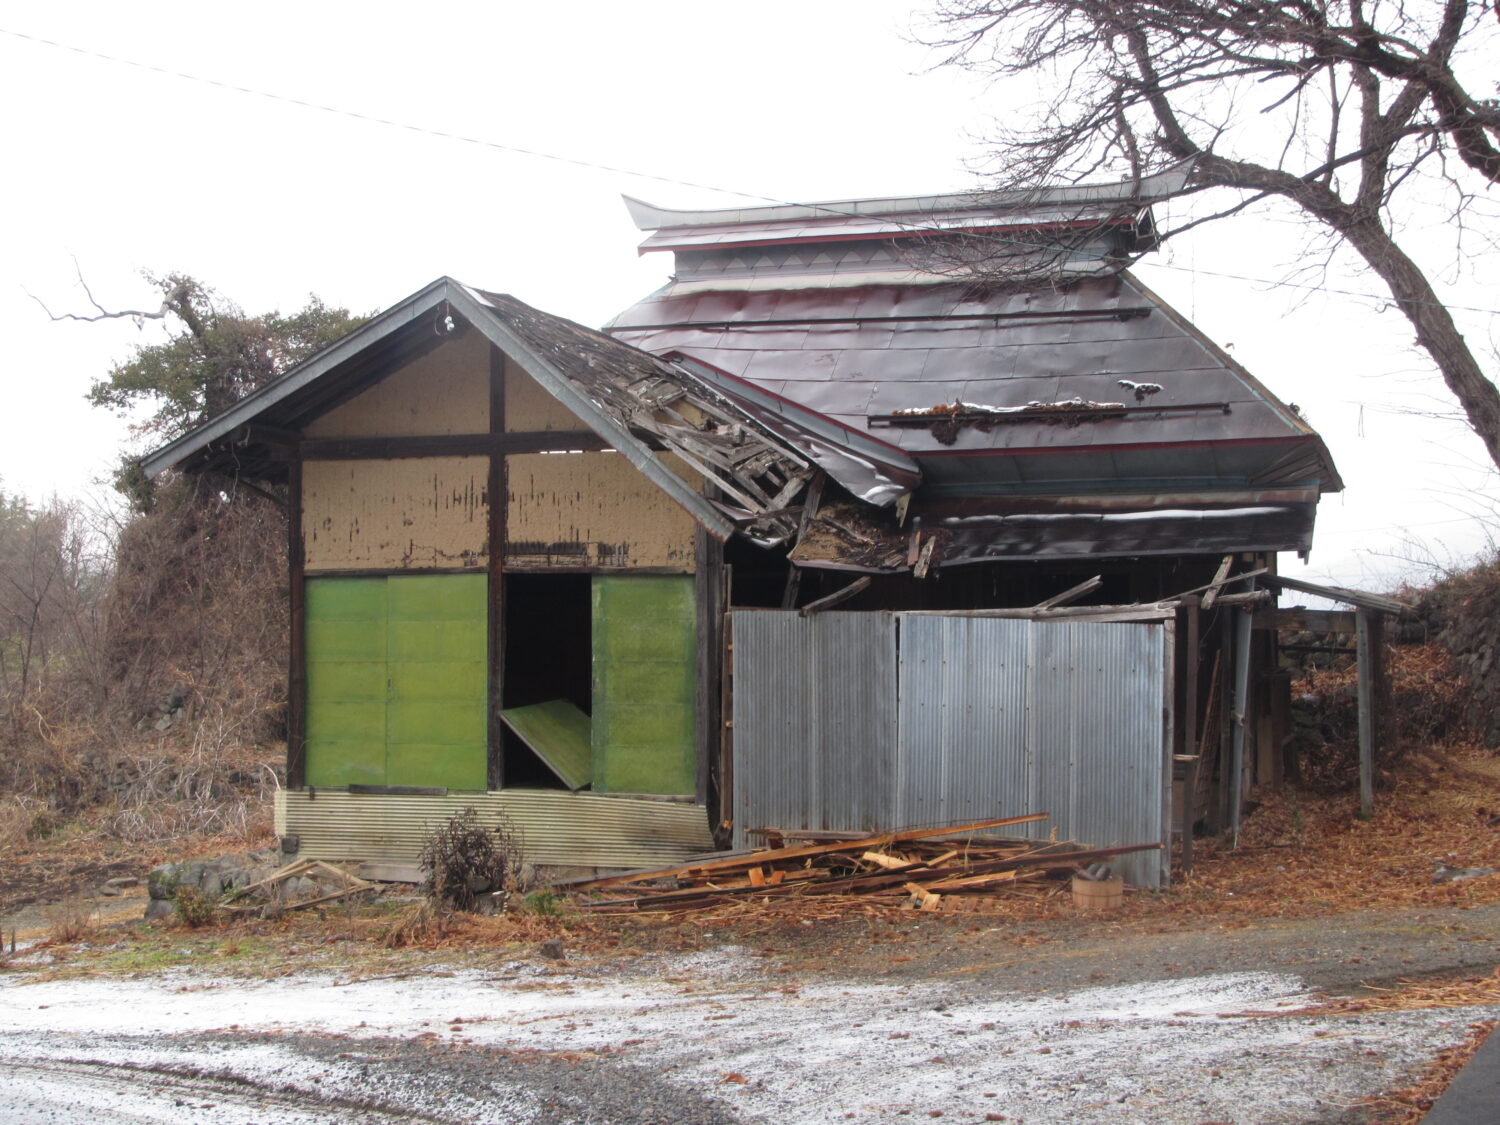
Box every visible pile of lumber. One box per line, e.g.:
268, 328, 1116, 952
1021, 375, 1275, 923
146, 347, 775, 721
568, 814, 1159, 914
219, 859, 376, 917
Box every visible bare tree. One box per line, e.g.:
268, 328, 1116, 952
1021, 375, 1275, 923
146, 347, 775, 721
921, 0, 1500, 470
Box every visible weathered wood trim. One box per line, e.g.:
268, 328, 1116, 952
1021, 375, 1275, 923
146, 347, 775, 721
1180, 602, 1200, 875
1252, 608, 1358, 633
287, 457, 307, 790
304, 566, 486, 578
300, 431, 607, 460
488, 345, 508, 792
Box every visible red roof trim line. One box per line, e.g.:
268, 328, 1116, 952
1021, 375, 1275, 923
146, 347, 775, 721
910, 434, 1330, 460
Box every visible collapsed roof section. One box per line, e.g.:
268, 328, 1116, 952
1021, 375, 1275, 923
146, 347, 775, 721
140, 278, 912, 546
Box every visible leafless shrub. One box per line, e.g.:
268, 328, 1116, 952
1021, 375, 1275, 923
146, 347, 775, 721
43, 901, 95, 944
420, 809, 531, 913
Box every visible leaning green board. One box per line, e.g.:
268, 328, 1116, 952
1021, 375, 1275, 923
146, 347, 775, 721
500, 700, 593, 791
590, 575, 696, 796
304, 573, 487, 791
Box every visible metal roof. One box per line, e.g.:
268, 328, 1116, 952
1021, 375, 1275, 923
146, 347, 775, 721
608, 273, 1341, 498
622, 162, 1194, 230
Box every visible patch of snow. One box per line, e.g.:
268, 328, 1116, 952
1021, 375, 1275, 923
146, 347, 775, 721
2, 956, 1492, 1123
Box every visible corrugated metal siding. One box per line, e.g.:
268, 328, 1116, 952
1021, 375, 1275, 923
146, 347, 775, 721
275, 789, 714, 869
730, 611, 896, 847
733, 610, 1171, 887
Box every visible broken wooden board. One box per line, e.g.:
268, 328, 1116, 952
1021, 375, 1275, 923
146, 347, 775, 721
500, 699, 593, 791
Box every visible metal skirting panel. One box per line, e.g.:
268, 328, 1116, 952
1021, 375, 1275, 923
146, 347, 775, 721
275, 789, 714, 869
730, 611, 897, 848
732, 610, 1172, 887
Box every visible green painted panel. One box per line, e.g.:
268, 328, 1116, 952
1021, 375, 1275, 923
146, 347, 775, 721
305, 576, 387, 620
591, 575, 696, 796
306, 661, 386, 703
387, 572, 487, 619
387, 698, 487, 747
388, 620, 485, 663
306, 699, 386, 743
501, 700, 593, 790
389, 661, 486, 703
306, 619, 387, 664
385, 742, 486, 790
305, 742, 386, 788
303, 574, 487, 791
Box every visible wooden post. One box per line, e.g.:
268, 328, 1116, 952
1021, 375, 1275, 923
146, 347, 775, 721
286, 457, 306, 790
487, 345, 507, 792
1229, 606, 1253, 848
1180, 603, 1201, 875
1356, 607, 1375, 819
695, 525, 724, 809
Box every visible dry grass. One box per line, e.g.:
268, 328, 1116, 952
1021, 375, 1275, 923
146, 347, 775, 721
43, 900, 96, 944
1358, 1020, 1496, 1124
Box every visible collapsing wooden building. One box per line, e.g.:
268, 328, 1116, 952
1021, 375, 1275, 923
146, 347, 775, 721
144, 170, 1342, 886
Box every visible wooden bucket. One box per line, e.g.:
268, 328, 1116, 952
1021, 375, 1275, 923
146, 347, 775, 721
1071, 875, 1124, 911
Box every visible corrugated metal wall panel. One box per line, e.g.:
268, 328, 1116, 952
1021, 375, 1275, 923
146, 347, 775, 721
730, 611, 896, 848
732, 610, 1171, 887
275, 789, 713, 869
1025, 620, 1168, 887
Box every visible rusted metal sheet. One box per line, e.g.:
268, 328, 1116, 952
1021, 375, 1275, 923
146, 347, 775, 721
731, 610, 1171, 887
302, 456, 487, 571
505, 451, 697, 571
787, 497, 1316, 571
305, 331, 489, 438
275, 788, 714, 869
729, 610, 897, 846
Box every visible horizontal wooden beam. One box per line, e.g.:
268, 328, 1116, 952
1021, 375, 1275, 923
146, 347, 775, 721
298, 431, 610, 460
1253, 608, 1358, 633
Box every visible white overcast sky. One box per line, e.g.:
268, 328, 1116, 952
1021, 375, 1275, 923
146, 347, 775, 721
1, 0, 1496, 591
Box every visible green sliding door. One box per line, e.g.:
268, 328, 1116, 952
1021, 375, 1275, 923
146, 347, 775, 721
591, 575, 696, 795
305, 573, 487, 791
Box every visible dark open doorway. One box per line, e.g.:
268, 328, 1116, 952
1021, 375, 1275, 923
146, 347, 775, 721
501, 573, 592, 788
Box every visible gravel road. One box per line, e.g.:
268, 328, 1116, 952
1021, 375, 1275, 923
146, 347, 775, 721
4, 904, 1499, 1123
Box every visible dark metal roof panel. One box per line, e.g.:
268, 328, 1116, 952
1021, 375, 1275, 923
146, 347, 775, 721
609, 274, 1331, 490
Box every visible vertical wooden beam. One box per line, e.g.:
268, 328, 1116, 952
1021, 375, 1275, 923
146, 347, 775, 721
695, 525, 725, 809
286, 457, 307, 790
487, 346, 507, 792
1356, 607, 1375, 819
1180, 602, 1201, 875
1229, 606, 1253, 848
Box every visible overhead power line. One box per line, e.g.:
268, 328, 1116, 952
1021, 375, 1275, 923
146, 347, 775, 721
4, 24, 1499, 319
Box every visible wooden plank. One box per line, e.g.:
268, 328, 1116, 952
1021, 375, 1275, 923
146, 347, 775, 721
1252, 608, 1357, 633
1181, 602, 1200, 875
1357, 608, 1375, 819
500, 700, 593, 790
1266, 574, 1411, 615
287, 456, 307, 790
571, 813, 1049, 890
797, 575, 872, 617
488, 346, 507, 791
1032, 575, 1102, 611
1200, 555, 1235, 610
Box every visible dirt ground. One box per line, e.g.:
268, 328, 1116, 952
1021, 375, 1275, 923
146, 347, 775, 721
5, 731, 1500, 1123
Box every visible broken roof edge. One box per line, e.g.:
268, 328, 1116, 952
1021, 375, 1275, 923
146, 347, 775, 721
622, 161, 1196, 231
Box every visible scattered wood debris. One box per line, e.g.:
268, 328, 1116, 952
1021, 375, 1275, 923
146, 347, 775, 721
220, 859, 377, 917
566, 815, 1160, 914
